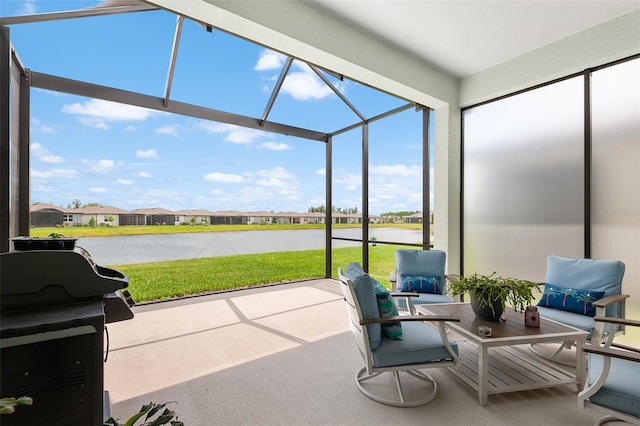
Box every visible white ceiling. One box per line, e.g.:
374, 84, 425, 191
304, 0, 640, 78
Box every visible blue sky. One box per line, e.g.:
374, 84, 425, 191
2, 0, 432, 215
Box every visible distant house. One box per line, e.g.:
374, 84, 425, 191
299, 212, 325, 224
130, 208, 176, 225
404, 212, 434, 225
28, 203, 386, 228
405, 212, 423, 224
175, 209, 215, 225
331, 213, 381, 224
118, 211, 146, 226
76, 206, 131, 227
244, 211, 278, 224
332, 213, 349, 224
30, 203, 74, 227
209, 210, 247, 225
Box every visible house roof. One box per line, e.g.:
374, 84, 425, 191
209, 210, 245, 217
174, 209, 216, 216
76, 205, 131, 214
130, 207, 176, 215
30, 203, 71, 213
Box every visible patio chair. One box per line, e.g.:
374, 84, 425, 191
578, 316, 640, 425
530, 255, 628, 366
389, 249, 458, 314
338, 262, 459, 407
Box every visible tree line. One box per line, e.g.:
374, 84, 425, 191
308, 205, 419, 217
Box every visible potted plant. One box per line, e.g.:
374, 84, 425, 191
449, 272, 540, 321
103, 402, 183, 426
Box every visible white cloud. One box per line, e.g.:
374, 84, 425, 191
259, 142, 291, 151
345, 184, 358, 191
78, 116, 110, 129
156, 125, 181, 137
62, 99, 157, 129
254, 50, 286, 71
32, 184, 57, 192
135, 172, 152, 178
256, 166, 293, 180
281, 66, 335, 101
370, 164, 422, 176
136, 149, 159, 159
30, 117, 55, 133
31, 143, 64, 164
255, 54, 343, 101
225, 128, 264, 144
197, 122, 267, 145
256, 178, 288, 188
90, 187, 109, 193
31, 168, 78, 178
63, 99, 155, 121
116, 179, 134, 185
19, 0, 36, 15
316, 168, 326, 175
125, 125, 136, 131
81, 159, 117, 173
203, 172, 244, 183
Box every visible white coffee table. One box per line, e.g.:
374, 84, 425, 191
416, 303, 589, 405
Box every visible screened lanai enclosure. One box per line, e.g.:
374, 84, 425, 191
2, 1, 640, 346
0, 1, 435, 277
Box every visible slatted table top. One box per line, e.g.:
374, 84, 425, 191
417, 302, 588, 347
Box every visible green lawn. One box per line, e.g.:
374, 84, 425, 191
109, 244, 399, 304
28, 224, 414, 304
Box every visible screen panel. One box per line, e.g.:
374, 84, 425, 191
463, 77, 584, 281
591, 58, 640, 344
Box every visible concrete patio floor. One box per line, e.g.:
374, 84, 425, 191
103, 279, 622, 425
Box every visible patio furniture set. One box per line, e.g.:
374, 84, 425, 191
338, 250, 639, 425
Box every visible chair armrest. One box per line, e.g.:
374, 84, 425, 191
582, 343, 640, 363
390, 291, 419, 298
593, 294, 629, 308
594, 316, 640, 328
360, 315, 460, 326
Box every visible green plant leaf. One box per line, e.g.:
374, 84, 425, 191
449, 272, 540, 314
103, 402, 179, 426
0, 396, 33, 415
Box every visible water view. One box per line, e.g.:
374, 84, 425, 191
77, 228, 423, 266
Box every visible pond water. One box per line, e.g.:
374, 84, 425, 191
77, 228, 423, 265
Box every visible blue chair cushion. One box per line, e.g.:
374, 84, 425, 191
372, 278, 402, 340
343, 262, 382, 350
399, 275, 443, 294
395, 250, 447, 296
545, 255, 625, 318
588, 353, 640, 418
538, 284, 605, 317
371, 321, 458, 368
536, 306, 595, 338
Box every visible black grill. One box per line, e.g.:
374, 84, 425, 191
1, 246, 134, 426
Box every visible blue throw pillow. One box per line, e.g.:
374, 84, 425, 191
537, 284, 605, 317
399, 275, 443, 294
372, 278, 402, 339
